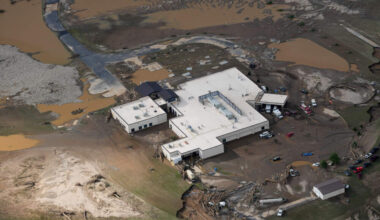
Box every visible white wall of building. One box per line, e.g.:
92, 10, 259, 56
200, 144, 224, 159
313, 187, 345, 200
112, 109, 167, 133
217, 121, 269, 143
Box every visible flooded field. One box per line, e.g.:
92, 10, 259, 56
269, 38, 350, 72
144, 3, 289, 30
0, 134, 39, 151
71, 0, 148, 19
37, 82, 116, 126
131, 68, 170, 84
0, 0, 71, 64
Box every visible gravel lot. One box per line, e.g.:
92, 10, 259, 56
0, 45, 81, 105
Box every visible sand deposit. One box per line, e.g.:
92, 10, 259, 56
0, 150, 146, 218
323, 108, 340, 118
329, 86, 373, 104
0, 45, 81, 105
35, 151, 142, 218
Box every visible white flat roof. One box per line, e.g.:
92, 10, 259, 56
112, 96, 165, 125
259, 93, 288, 106
163, 68, 269, 155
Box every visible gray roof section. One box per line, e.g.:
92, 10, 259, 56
314, 179, 344, 195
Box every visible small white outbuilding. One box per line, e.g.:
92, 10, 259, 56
313, 179, 345, 200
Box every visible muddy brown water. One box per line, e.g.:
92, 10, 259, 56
269, 38, 350, 72
131, 68, 170, 84
71, 0, 148, 19
143, 3, 289, 30
0, 134, 39, 151
0, 0, 71, 64
37, 82, 116, 126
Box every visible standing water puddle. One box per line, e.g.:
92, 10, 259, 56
0, 0, 70, 64
37, 82, 116, 126
0, 134, 39, 151
269, 38, 350, 72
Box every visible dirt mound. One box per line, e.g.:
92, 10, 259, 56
0, 150, 146, 219
329, 84, 375, 104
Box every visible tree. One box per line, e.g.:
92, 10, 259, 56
321, 160, 328, 169
329, 153, 340, 165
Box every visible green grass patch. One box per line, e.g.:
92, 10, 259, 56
337, 106, 371, 129
131, 159, 189, 217
0, 105, 54, 135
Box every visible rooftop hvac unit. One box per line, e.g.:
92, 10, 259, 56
135, 115, 140, 119
133, 106, 139, 110
143, 112, 149, 117
139, 103, 145, 107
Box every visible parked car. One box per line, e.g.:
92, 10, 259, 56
300, 103, 312, 115
311, 99, 317, 107
300, 89, 308, 94
370, 147, 379, 154
302, 152, 313, 156
370, 155, 379, 162
280, 87, 287, 92
260, 131, 273, 139
349, 165, 357, 170
273, 156, 281, 161
353, 159, 363, 165
312, 162, 320, 167
289, 168, 299, 177
344, 170, 352, 176
365, 153, 373, 159
277, 209, 285, 217
353, 167, 363, 174
286, 132, 294, 138
363, 162, 371, 168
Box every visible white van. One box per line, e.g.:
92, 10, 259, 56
311, 99, 317, 107
273, 109, 283, 119
265, 104, 271, 113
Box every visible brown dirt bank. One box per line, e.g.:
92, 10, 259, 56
369, 47, 380, 75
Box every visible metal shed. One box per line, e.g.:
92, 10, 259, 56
158, 89, 178, 102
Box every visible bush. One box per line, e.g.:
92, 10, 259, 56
329, 153, 340, 165
352, 141, 358, 148
288, 14, 295, 19
321, 160, 328, 169
298, 22, 305, 27
267, 1, 273, 4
